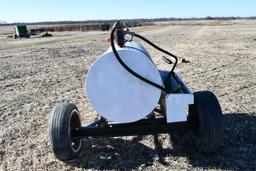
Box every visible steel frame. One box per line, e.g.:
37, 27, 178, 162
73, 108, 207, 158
71, 72, 196, 139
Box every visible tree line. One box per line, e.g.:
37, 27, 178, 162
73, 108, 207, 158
1, 16, 256, 26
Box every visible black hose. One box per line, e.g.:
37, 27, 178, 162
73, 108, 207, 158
110, 27, 166, 92
133, 33, 178, 85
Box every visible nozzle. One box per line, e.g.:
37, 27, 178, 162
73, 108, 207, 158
113, 21, 125, 47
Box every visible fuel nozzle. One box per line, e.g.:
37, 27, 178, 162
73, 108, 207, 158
113, 21, 125, 47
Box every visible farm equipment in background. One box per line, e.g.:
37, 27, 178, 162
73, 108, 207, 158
40, 31, 52, 37
49, 21, 223, 161
13, 25, 30, 39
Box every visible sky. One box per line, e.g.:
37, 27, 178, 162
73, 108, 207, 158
0, 0, 256, 23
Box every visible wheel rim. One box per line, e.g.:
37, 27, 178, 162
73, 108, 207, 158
69, 109, 81, 153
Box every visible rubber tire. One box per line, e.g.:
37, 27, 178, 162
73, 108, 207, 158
49, 102, 82, 160
191, 91, 223, 153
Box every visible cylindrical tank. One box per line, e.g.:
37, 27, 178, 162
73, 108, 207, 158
86, 41, 163, 123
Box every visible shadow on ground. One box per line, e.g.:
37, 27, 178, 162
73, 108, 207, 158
66, 113, 256, 170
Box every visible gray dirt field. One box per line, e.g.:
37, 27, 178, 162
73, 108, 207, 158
0, 22, 256, 170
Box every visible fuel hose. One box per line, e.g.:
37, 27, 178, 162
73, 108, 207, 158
110, 25, 179, 93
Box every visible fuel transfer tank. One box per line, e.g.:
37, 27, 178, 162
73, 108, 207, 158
86, 41, 163, 123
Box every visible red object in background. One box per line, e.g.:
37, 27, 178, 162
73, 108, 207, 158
106, 35, 115, 43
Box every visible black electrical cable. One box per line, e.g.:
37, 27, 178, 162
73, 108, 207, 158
110, 27, 166, 92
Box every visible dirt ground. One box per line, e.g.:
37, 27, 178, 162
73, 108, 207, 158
0, 21, 256, 170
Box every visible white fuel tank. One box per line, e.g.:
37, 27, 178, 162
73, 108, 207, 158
86, 41, 163, 123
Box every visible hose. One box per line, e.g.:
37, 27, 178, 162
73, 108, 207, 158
133, 33, 178, 86
110, 27, 166, 92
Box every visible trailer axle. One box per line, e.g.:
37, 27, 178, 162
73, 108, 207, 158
72, 118, 196, 138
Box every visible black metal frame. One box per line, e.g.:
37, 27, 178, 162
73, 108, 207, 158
71, 71, 196, 139
72, 115, 196, 139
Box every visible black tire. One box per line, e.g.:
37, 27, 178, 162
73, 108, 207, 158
189, 91, 223, 153
49, 102, 82, 160
13, 34, 17, 39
